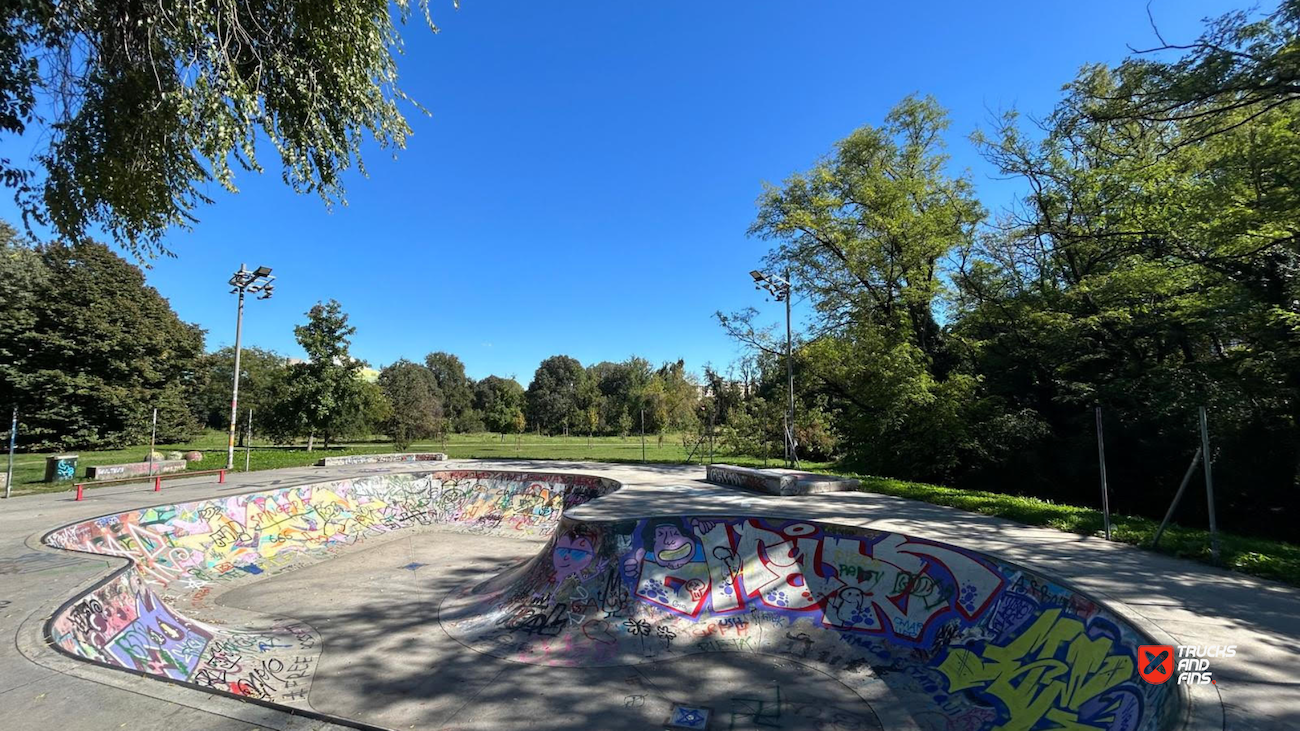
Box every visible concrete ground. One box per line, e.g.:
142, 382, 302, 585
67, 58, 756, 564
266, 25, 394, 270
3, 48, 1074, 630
1, 459, 1296, 730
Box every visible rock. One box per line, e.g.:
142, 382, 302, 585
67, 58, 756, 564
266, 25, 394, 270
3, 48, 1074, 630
184, 451, 204, 463
165, 451, 184, 461
145, 451, 164, 462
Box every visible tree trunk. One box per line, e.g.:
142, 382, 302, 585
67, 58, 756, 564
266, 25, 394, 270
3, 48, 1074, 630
307, 432, 315, 452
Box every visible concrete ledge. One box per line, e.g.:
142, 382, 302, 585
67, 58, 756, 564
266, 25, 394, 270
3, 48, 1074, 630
85, 460, 186, 480
313, 452, 447, 467
706, 463, 859, 496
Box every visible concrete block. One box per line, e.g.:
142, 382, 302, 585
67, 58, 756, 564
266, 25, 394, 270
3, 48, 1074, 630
85, 459, 186, 480
314, 452, 448, 467
705, 464, 859, 496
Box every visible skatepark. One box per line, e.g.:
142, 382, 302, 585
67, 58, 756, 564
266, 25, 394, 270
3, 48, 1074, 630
1, 458, 1296, 730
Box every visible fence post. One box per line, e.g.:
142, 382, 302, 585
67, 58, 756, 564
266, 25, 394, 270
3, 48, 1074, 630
1095, 406, 1112, 540
148, 407, 157, 475
154, 475, 161, 492
1199, 407, 1220, 562
640, 410, 646, 463
4, 407, 15, 499
75, 483, 84, 501
708, 412, 714, 465
1153, 447, 1201, 549
218, 469, 226, 484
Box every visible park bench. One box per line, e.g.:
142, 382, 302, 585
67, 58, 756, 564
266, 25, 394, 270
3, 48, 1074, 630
74, 468, 228, 501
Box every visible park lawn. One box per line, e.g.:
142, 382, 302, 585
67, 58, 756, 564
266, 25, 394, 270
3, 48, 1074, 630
837, 473, 1300, 588
6, 431, 1295, 588
3, 430, 813, 496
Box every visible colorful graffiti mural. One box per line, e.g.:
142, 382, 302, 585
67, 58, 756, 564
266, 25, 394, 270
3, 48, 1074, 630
443, 516, 1181, 731
44, 470, 1180, 730
44, 471, 618, 708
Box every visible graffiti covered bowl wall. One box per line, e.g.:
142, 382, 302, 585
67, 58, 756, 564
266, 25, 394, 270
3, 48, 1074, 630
42, 470, 620, 707
442, 514, 1187, 731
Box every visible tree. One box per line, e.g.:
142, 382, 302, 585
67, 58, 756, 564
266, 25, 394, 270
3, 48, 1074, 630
278, 300, 366, 449
474, 375, 525, 441
576, 376, 604, 446
329, 379, 391, 442
591, 357, 654, 434
732, 95, 986, 477
192, 347, 291, 439
526, 355, 586, 435
424, 352, 477, 432
379, 360, 443, 450
0, 233, 205, 449
1082, 1, 1300, 151
956, 14, 1300, 533
657, 359, 701, 436
0, 0, 455, 257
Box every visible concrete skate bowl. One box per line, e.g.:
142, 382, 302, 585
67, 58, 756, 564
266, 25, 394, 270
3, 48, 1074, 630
40, 470, 619, 724
39, 470, 1188, 731
441, 513, 1190, 731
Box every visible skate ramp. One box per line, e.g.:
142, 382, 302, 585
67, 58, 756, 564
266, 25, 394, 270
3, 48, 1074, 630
42, 470, 617, 712
442, 514, 1184, 731
42, 470, 1186, 730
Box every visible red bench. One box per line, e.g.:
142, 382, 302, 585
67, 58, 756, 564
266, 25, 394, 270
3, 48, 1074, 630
74, 468, 227, 501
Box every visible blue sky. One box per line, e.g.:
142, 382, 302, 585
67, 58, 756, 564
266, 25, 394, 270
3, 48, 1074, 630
0, 0, 1244, 382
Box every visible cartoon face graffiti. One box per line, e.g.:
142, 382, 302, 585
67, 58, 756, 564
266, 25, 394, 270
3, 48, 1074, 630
553, 530, 595, 580
649, 521, 697, 569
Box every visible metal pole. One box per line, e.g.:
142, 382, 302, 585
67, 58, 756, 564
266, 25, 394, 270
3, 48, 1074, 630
640, 409, 646, 463
708, 410, 714, 465
1153, 447, 1201, 549
4, 408, 15, 499
226, 269, 247, 470
1200, 407, 1220, 562
785, 268, 796, 468
244, 408, 253, 472
148, 407, 157, 474
1095, 406, 1111, 540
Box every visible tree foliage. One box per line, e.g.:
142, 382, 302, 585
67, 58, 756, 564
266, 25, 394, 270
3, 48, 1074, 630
0, 229, 205, 449
723, 3, 1300, 541
526, 355, 585, 435
378, 359, 442, 450
0, 0, 454, 257
274, 300, 367, 446
735, 95, 990, 476
192, 346, 291, 438
474, 375, 525, 439
425, 351, 476, 431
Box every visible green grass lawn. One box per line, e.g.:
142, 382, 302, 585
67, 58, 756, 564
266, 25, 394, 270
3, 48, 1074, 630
2, 429, 823, 496
834, 472, 1300, 588
4, 430, 1295, 587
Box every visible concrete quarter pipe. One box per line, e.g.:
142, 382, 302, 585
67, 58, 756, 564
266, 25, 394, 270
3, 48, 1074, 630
41, 470, 1184, 730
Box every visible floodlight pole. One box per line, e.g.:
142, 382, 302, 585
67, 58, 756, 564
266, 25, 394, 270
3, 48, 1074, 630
226, 264, 275, 470
784, 267, 795, 468
226, 280, 246, 470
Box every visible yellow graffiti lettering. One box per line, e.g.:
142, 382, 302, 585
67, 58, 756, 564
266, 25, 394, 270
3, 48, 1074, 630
936, 609, 1134, 731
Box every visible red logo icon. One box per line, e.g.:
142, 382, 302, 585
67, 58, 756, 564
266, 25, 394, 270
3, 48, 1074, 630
1138, 645, 1175, 684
